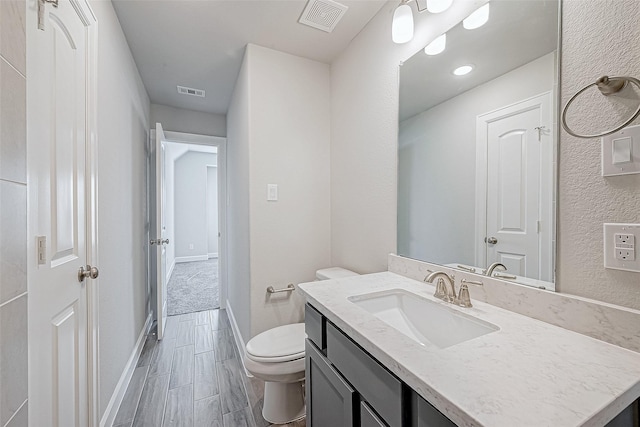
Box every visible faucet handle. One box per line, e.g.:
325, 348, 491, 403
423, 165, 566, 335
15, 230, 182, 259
433, 277, 447, 299
457, 279, 483, 308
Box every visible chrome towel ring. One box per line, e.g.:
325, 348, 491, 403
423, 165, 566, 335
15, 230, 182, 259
561, 75, 640, 139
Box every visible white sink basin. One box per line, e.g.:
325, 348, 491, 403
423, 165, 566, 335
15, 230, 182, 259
348, 289, 499, 349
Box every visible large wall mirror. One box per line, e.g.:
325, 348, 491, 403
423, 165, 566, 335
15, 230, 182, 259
398, 0, 560, 290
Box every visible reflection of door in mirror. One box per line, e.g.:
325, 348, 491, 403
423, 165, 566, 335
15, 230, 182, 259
475, 93, 553, 282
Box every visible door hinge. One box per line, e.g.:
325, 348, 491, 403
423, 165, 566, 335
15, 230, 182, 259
537, 220, 542, 233
37, 0, 59, 31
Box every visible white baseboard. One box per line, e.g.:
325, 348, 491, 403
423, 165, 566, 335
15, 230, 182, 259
207, 253, 218, 259
225, 301, 252, 377
175, 255, 208, 263
100, 313, 153, 427
166, 259, 175, 283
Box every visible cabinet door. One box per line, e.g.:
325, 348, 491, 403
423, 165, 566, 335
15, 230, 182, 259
306, 340, 357, 426
361, 401, 388, 427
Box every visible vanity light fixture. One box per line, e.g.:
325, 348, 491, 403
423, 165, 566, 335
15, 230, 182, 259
453, 65, 473, 75
424, 33, 446, 55
463, 3, 490, 30
426, 0, 453, 14
392, 0, 414, 44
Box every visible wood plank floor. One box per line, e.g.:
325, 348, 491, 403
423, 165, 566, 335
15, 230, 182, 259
114, 309, 305, 427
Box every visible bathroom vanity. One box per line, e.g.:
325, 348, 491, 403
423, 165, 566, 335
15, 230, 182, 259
299, 272, 640, 427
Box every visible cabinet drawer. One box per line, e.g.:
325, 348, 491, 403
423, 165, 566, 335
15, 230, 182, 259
305, 303, 324, 350
361, 401, 388, 427
306, 339, 356, 426
326, 322, 403, 427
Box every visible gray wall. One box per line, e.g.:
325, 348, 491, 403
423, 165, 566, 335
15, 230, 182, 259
0, 0, 28, 425
174, 151, 217, 258
150, 103, 226, 137
91, 1, 151, 418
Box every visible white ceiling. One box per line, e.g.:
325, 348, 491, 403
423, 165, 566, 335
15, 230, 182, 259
399, 0, 559, 121
112, 0, 387, 116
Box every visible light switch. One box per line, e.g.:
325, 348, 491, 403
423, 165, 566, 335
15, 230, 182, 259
602, 124, 640, 176
612, 137, 631, 164
267, 184, 278, 201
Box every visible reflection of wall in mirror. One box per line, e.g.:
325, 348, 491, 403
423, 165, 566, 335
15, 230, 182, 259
398, 52, 556, 267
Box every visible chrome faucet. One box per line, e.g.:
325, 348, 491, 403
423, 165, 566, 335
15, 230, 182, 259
424, 271, 457, 304
485, 262, 506, 277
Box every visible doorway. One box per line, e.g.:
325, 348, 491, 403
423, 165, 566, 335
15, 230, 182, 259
149, 130, 227, 326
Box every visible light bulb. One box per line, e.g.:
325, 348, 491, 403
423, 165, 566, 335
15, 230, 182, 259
392, 3, 414, 44
463, 3, 490, 30
427, 0, 453, 14
453, 65, 473, 76
424, 33, 446, 55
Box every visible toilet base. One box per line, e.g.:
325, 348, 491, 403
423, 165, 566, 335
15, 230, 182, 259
261, 380, 306, 424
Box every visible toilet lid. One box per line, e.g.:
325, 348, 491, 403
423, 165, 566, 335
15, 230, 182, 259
246, 323, 306, 362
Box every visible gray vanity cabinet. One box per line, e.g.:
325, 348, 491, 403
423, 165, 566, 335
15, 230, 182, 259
305, 303, 455, 427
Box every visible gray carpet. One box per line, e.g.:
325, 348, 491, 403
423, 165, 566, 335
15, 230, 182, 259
167, 259, 219, 315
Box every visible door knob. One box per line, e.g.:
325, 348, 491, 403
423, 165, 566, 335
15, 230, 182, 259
78, 265, 99, 282
150, 238, 170, 245
485, 237, 498, 245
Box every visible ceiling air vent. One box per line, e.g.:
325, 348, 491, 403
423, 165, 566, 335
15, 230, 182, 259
298, 0, 348, 33
177, 85, 205, 98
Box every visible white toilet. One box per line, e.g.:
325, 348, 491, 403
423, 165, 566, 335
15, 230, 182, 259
244, 267, 358, 424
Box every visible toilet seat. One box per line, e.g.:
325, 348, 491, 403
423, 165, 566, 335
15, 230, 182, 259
246, 323, 306, 363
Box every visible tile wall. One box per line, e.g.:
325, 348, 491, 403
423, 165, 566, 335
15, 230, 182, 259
0, 1, 28, 426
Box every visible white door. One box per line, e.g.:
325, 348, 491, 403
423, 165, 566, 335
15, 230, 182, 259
154, 123, 169, 339
28, 0, 97, 425
478, 93, 553, 279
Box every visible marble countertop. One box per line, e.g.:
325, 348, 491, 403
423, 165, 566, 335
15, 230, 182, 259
298, 272, 640, 427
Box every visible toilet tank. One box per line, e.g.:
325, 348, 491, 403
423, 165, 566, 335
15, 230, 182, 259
315, 267, 359, 281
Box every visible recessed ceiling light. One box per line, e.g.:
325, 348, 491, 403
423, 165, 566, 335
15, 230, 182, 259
453, 65, 473, 76
463, 3, 490, 30
426, 0, 453, 14
424, 33, 446, 55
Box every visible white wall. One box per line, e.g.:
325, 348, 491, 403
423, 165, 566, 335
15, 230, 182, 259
398, 53, 555, 266
330, 1, 484, 274
90, 0, 151, 418
207, 166, 219, 256
174, 151, 217, 259
227, 44, 332, 342
557, 0, 640, 308
226, 49, 252, 340
150, 103, 226, 136
248, 44, 331, 338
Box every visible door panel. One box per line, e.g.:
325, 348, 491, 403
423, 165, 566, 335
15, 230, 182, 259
28, 0, 94, 425
486, 107, 541, 278
155, 123, 168, 339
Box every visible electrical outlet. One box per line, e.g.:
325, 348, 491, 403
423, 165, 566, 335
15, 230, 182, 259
604, 223, 640, 272
615, 233, 634, 248
616, 248, 635, 261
